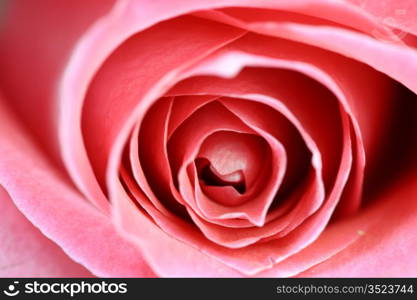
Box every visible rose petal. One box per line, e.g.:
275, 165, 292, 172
168, 95, 222, 138
131, 97, 187, 218
0, 97, 155, 277
0, 0, 114, 211
185, 170, 318, 248
0, 186, 92, 277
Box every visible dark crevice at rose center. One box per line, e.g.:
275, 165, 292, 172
196, 157, 247, 194
195, 131, 271, 206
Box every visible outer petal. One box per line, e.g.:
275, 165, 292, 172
0, 96, 155, 277
0, 0, 115, 211
0, 186, 92, 277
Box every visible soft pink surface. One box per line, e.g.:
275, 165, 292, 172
0, 0, 416, 277
0, 186, 92, 277
0, 97, 154, 277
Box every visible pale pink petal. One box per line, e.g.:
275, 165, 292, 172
0, 97, 154, 277
0, 0, 114, 211
0, 186, 92, 277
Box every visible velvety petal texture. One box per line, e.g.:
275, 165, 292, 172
0, 186, 92, 277
0, 96, 155, 277
0, 0, 416, 277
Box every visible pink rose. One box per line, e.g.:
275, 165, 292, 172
1, 0, 417, 277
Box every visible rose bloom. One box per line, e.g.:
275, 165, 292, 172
0, 0, 416, 277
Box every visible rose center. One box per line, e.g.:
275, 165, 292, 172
196, 157, 246, 194
195, 131, 269, 204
